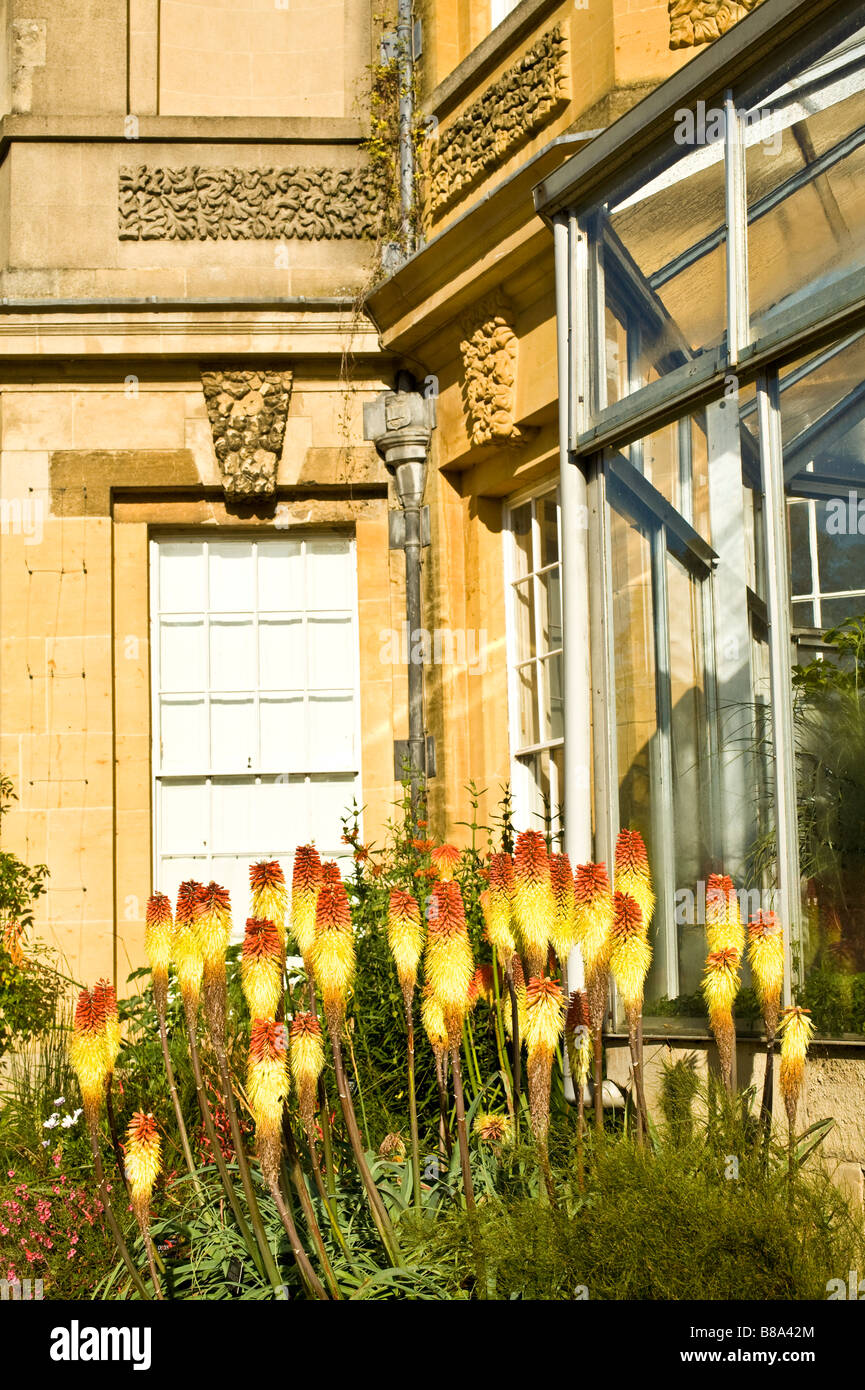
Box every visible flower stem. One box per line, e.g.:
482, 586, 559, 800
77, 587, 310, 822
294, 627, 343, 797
449, 1046, 475, 1211
213, 1046, 284, 1294
89, 1126, 151, 1300
405, 998, 423, 1211
185, 1011, 263, 1278
330, 1028, 401, 1265
157, 1009, 202, 1199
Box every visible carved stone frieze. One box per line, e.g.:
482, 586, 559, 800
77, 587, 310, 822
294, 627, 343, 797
428, 27, 569, 216
459, 296, 522, 449
669, 0, 763, 50
201, 368, 293, 498
119, 166, 378, 241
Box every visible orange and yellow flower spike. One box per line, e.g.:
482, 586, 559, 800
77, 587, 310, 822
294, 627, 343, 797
549, 851, 578, 966
513, 831, 555, 977
614, 830, 656, 930
430, 843, 461, 882
420, 983, 449, 1059
93, 979, 121, 1079
574, 862, 614, 1035
173, 880, 204, 1019
197, 881, 232, 1047
69, 987, 108, 1132
241, 917, 284, 1022
524, 976, 565, 1143
251, 860, 288, 951
482, 852, 517, 968
289, 1012, 324, 1141
609, 891, 652, 1012
424, 878, 474, 1047
387, 888, 424, 1006
706, 874, 744, 956
311, 862, 355, 1034
145, 893, 173, 1018
290, 845, 323, 969
247, 1019, 290, 1187
702, 947, 741, 1089
778, 1006, 815, 1132
473, 1113, 514, 1146
747, 911, 785, 1040
468, 962, 496, 1010
125, 1111, 162, 1227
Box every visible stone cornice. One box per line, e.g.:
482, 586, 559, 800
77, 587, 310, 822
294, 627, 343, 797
0, 114, 366, 146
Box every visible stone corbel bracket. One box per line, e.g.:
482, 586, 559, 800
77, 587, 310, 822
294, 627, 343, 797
459, 294, 527, 450
669, 0, 763, 50
428, 26, 570, 217
201, 368, 293, 499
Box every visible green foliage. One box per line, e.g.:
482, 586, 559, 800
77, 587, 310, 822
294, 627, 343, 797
408, 1111, 864, 1301
0, 774, 55, 1055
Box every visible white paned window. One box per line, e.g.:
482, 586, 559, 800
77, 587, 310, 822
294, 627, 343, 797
151, 536, 359, 933
504, 486, 564, 843
490, 0, 520, 30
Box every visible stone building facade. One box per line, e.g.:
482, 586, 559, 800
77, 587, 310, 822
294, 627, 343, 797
1, 0, 862, 1193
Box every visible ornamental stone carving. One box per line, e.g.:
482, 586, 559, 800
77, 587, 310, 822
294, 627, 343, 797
428, 27, 569, 216
201, 368, 293, 498
459, 296, 522, 449
119, 166, 379, 240
669, 0, 763, 49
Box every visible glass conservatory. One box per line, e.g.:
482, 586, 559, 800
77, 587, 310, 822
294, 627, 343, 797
534, 0, 865, 1032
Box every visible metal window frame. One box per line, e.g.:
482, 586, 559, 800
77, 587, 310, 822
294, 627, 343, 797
544, 7, 865, 1017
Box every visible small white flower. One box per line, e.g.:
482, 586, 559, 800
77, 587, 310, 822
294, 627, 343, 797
41, 1141, 49, 1149
53, 1097, 65, 1107
71, 1108, 82, 1121
43, 1115, 59, 1129
61, 1115, 75, 1128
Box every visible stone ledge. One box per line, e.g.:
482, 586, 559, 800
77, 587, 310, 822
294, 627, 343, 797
0, 114, 366, 146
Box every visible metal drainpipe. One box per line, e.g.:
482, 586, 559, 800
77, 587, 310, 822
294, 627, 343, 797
397, 0, 415, 254
404, 498, 426, 815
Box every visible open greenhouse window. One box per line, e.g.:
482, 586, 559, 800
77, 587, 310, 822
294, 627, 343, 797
149, 536, 359, 935
504, 485, 564, 845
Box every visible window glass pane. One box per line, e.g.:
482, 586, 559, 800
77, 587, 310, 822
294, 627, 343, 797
258, 539, 302, 609
600, 141, 727, 406
306, 537, 352, 609
308, 616, 354, 689
792, 600, 815, 626
516, 663, 540, 748
747, 75, 865, 339
538, 568, 562, 652
209, 541, 255, 612
512, 577, 536, 662
160, 618, 205, 692
541, 653, 563, 743
160, 697, 206, 771
159, 780, 207, 854
308, 696, 354, 767
211, 779, 255, 854
158, 541, 205, 612
307, 775, 357, 848
211, 697, 256, 771
252, 776, 305, 850
668, 552, 712, 995
815, 499, 865, 593
611, 508, 656, 838
539, 496, 559, 568
789, 502, 813, 595
511, 503, 533, 582
260, 696, 304, 768
210, 618, 254, 691
259, 617, 303, 689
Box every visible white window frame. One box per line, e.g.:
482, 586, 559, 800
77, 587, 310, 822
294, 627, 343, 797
503, 481, 564, 840
149, 533, 362, 924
